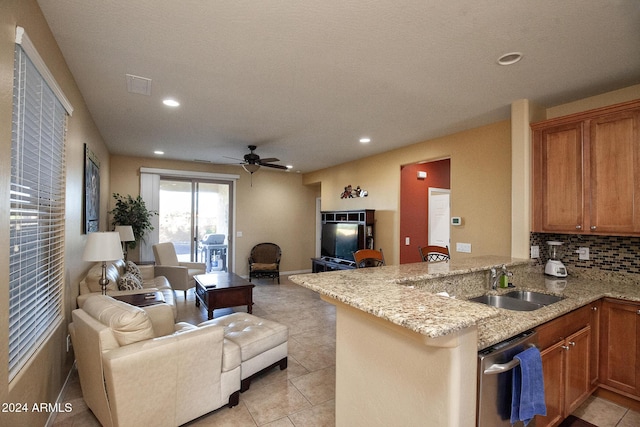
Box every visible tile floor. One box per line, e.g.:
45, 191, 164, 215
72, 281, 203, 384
52, 275, 640, 427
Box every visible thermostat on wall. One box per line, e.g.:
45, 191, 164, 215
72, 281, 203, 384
451, 217, 462, 226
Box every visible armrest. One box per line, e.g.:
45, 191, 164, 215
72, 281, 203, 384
179, 261, 206, 270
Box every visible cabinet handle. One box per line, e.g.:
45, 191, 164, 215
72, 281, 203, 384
590, 226, 597, 230
575, 225, 582, 230
637, 310, 640, 315
561, 345, 570, 350
592, 306, 597, 311
569, 341, 576, 347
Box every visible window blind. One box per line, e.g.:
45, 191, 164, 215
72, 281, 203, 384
9, 42, 67, 381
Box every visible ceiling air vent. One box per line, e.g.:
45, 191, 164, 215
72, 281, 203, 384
126, 74, 152, 96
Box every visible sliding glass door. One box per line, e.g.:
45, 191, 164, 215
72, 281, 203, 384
158, 178, 232, 271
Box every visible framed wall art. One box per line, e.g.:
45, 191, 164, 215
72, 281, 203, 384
84, 144, 100, 233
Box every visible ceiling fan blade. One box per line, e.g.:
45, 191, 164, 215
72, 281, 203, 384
261, 163, 288, 170
223, 155, 244, 161
258, 157, 279, 163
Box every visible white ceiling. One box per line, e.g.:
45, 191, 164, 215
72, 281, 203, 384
37, 0, 640, 173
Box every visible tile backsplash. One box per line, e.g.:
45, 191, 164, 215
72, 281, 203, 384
530, 233, 640, 274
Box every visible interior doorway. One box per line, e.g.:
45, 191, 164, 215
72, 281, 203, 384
428, 188, 450, 247
399, 159, 451, 264
158, 178, 232, 271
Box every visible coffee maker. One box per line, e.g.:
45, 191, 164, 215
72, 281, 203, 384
545, 241, 567, 277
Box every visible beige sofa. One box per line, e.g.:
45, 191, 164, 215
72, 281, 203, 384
78, 259, 176, 318
70, 295, 241, 427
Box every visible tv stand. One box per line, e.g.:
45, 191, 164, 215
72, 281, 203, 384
314, 209, 375, 273
312, 257, 356, 272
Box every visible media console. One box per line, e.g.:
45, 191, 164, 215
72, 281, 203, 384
313, 209, 375, 273
311, 257, 356, 272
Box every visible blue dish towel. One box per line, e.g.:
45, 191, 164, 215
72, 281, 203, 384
510, 346, 547, 426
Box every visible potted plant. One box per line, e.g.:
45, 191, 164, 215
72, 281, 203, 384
109, 193, 157, 249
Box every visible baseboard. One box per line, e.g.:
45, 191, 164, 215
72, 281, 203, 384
594, 387, 640, 412
45, 360, 76, 427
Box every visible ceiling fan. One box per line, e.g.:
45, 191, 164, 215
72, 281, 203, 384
235, 145, 288, 174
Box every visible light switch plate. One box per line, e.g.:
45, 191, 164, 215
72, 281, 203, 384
405, 237, 410, 245
531, 245, 540, 258
456, 242, 472, 253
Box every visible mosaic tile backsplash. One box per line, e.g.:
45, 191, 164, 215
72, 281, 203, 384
531, 232, 640, 275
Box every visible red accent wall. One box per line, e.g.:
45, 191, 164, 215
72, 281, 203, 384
399, 159, 451, 264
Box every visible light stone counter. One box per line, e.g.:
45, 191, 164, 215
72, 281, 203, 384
290, 255, 640, 350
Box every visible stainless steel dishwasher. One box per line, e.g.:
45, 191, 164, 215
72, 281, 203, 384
477, 330, 538, 427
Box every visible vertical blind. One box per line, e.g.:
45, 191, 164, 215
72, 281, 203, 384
9, 43, 67, 381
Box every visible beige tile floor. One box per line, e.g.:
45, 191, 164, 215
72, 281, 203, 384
52, 275, 639, 427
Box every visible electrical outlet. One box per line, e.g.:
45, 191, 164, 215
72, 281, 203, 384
66, 334, 72, 352
405, 237, 410, 246
530, 245, 540, 258
577, 247, 590, 260
456, 242, 472, 253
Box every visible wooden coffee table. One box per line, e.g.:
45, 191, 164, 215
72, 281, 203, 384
113, 292, 165, 308
195, 273, 255, 320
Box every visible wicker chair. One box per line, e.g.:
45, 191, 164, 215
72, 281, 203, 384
248, 243, 282, 283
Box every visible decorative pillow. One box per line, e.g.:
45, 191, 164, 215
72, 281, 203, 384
82, 295, 155, 346
117, 272, 143, 291
126, 261, 143, 282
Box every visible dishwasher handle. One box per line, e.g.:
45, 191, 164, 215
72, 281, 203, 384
483, 343, 537, 375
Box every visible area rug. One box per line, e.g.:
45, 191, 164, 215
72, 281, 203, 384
558, 415, 598, 427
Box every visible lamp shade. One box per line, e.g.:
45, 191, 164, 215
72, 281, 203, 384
114, 225, 135, 242
83, 232, 123, 262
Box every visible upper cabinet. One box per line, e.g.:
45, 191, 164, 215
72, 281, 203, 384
532, 99, 640, 235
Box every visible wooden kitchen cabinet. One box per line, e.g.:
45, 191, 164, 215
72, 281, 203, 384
535, 304, 596, 427
599, 298, 640, 399
532, 99, 640, 235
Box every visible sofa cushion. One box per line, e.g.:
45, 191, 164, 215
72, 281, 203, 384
82, 295, 155, 346
117, 272, 143, 291
126, 261, 143, 282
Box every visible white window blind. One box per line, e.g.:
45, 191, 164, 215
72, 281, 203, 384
9, 39, 68, 381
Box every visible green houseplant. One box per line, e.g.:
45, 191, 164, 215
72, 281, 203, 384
109, 193, 157, 249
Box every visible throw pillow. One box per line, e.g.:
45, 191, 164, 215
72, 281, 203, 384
117, 272, 143, 291
125, 260, 143, 282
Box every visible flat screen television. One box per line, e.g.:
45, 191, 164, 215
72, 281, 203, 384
321, 222, 362, 261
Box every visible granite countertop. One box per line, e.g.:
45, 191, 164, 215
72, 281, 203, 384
289, 255, 640, 350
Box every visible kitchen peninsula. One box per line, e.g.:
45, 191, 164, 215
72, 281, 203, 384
290, 256, 640, 427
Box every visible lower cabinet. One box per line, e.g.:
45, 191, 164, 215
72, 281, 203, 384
599, 298, 640, 398
535, 304, 596, 427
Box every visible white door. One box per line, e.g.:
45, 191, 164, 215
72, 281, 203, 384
429, 188, 450, 247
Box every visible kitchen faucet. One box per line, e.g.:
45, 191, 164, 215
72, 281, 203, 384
489, 264, 512, 290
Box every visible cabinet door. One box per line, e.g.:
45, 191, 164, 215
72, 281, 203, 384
533, 122, 584, 232
537, 341, 565, 427
589, 110, 640, 234
565, 326, 591, 414
600, 299, 640, 397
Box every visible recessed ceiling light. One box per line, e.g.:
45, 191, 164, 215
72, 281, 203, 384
162, 99, 180, 107
359, 137, 371, 143
154, 150, 164, 155
497, 52, 523, 66
286, 165, 293, 170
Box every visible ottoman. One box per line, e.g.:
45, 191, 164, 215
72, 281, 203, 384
201, 312, 288, 391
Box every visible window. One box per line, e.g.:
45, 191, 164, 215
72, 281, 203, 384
9, 28, 71, 381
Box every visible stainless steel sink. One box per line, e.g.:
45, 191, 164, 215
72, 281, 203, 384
469, 290, 564, 311
468, 295, 542, 311
503, 290, 564, 306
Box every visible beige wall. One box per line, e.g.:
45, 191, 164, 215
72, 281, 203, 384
304, 120, 513, 265
109, 155, 319, 277
0, 1, 111, 425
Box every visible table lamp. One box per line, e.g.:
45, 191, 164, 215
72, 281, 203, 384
83, 231, 123, 294
114, 225, 135, 260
